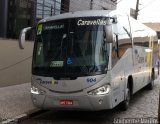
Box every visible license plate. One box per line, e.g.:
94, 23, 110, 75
60, 100, 73, 105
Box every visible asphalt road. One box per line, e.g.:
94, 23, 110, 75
19, 78, 160, 124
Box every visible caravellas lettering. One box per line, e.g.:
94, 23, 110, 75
77, 19, 108, 26
36, 78, 52, 84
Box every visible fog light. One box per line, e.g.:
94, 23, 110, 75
99, 99, 103, 104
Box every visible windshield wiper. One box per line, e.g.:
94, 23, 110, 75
60, 34, 67, 58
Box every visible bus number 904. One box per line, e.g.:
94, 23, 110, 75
86, 78, 96, 83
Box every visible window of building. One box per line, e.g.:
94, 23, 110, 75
36, 0, 61, 19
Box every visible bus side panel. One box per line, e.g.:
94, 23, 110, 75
111, 17, 135, 107
130, 17, 159, 90
111, 48, 134, 108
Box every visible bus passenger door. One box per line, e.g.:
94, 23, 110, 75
111, 32, 132, 107
144, 36, 154, 85
111, 42, 125, 107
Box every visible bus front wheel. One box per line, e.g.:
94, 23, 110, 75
120, 86, 130, 111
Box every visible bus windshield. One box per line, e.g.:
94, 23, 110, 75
33, 17, 111, 77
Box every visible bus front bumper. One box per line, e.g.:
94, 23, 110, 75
31, 90, 113, 111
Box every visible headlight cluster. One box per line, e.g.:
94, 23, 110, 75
88, 84, 110, 96
31, 85, 45, 95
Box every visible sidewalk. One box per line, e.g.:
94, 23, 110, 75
0, 83, 38, 122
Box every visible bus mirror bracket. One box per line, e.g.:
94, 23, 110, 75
110, 17, 118, 24
19, 27, 32, 49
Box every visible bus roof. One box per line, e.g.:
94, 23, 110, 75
38, 10, 157, 36
39, 10, 117, 23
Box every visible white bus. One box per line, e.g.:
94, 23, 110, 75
19, 10, 158, 111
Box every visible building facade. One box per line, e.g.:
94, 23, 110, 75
0, 0, 37, 38
144, 23, 160, 39
0, 0, 117, 39
69, 0, 116, 12
0, 0, 9, 38
36, 0, 62, 19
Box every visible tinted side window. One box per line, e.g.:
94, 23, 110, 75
133, 33, 149, 47
112, 31, 132, 67
118, 34, 132, 58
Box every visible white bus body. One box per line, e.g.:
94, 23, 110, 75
19, 10, 158, 111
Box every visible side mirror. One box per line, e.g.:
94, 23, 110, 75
19, 27, 32, 49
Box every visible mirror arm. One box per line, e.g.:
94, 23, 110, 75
19, 27, 32, 49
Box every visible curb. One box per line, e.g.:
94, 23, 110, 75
1, 109, 47, 124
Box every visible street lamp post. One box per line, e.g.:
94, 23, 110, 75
135, 0, 139, 20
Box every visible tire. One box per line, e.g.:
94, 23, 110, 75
147, 71, 155, 90
120, 87, 130, 111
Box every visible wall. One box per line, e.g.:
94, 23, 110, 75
69, 0, 116, 12
0, 39, 33, 87
92, 0, 116, 10
69, 0, 91, 12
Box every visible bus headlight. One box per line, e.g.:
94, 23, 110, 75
31, 85, 45, 95
88, 84, 110, 96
